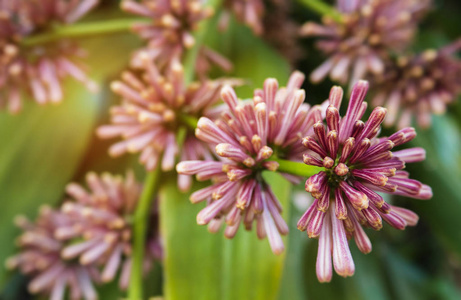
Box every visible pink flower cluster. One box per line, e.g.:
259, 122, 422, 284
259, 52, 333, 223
300, 81, 431, 281
0, 0, 98, 113
7, 171, 161, 300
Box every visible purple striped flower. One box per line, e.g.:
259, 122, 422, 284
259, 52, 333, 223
6, 206, 101, 300
97, 57, 236, 191
58, 171, 162, 291
0, 0, 98, 113
300, 80, 432, 282
300, 0, 430, 87
371, 41, 461, 128
177, 72, 322, 254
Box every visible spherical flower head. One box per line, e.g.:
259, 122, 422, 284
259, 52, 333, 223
97, 56, 234, 191
122, 0, 213, 66
371, 41, 461, 128
0, 0, 98, 113
177, 71, 322, 254
299, 80, 432, 282
6, 206, 100, 300
301, 0, 431, 87
221, 0, 265, 35
58, 171, 162, 290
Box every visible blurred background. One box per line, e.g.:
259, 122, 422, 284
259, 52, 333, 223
1, 0, 461, 299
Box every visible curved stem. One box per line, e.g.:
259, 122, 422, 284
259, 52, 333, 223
297, 0, 343, 23
21, 18, 147, 47
129, 164, 162, 300
272, 157, 324, 178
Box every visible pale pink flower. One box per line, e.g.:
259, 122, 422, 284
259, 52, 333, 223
97, 56, 236, 191
59, 171, 162, 290
7, 206, 100, 300
301, 0, 431, 87
371, 41, 461, 128
0, 0, 98, 113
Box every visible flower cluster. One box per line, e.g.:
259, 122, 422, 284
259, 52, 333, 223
97, 55, 239, 191
371, 41, 461, 128
122, 0, 229, 73
177, 71, 323, 254
301, 0, 430, 87
299, 81, 432, 281
7, 206, 100, 300
0, 0, 98, 113
7, 171, 161, 299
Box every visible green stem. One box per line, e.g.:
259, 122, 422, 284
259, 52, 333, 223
21, 18, 147, 47
272, 157, 323, 178
183, 0, 224, 84
297, 0, 343, 23
178, 113, 199, 130
129, 0, 223, 298
128, 164, 162, 300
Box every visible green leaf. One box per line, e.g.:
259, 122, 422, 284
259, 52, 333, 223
277, 193, 309, 300
409, 115, 461, 256
160, 171, 292, 300
204, 17, 291, 98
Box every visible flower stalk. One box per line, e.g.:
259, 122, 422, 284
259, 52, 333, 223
128, 0, 223, 298
271, 157, 323, 178
129, 163, 162, 300
21, 18, 147, 47
297, 0, 343, 23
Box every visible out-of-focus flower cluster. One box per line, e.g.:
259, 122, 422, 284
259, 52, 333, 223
97, 54, 242, 191
7, 172, 161, 300
371, 41, 461, 128
122, 0, 232, 79
300, 81, 431, 281
302, 0, 461, 128
0, 0, 98, 113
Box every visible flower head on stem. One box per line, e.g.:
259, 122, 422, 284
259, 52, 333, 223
301, 0, 431, 88
299, 80, 432, 282
371, 40, 461, 128
58, 171, 162, 291
6, 206, 100, 300
0, 0, 98, 113
97, 55, 239, 191
177, 71, 323, 254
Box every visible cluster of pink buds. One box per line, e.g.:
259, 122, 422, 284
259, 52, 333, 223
97, 55, 241, 191
371, 40, 461, 128
122, 0, 230, 77
7, 171, 161, 299
7, 206, 100, 300
177, 72, 325, 254
301, 0, 430, 87
300, 81, 431, 281
0, 0, 98, 113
